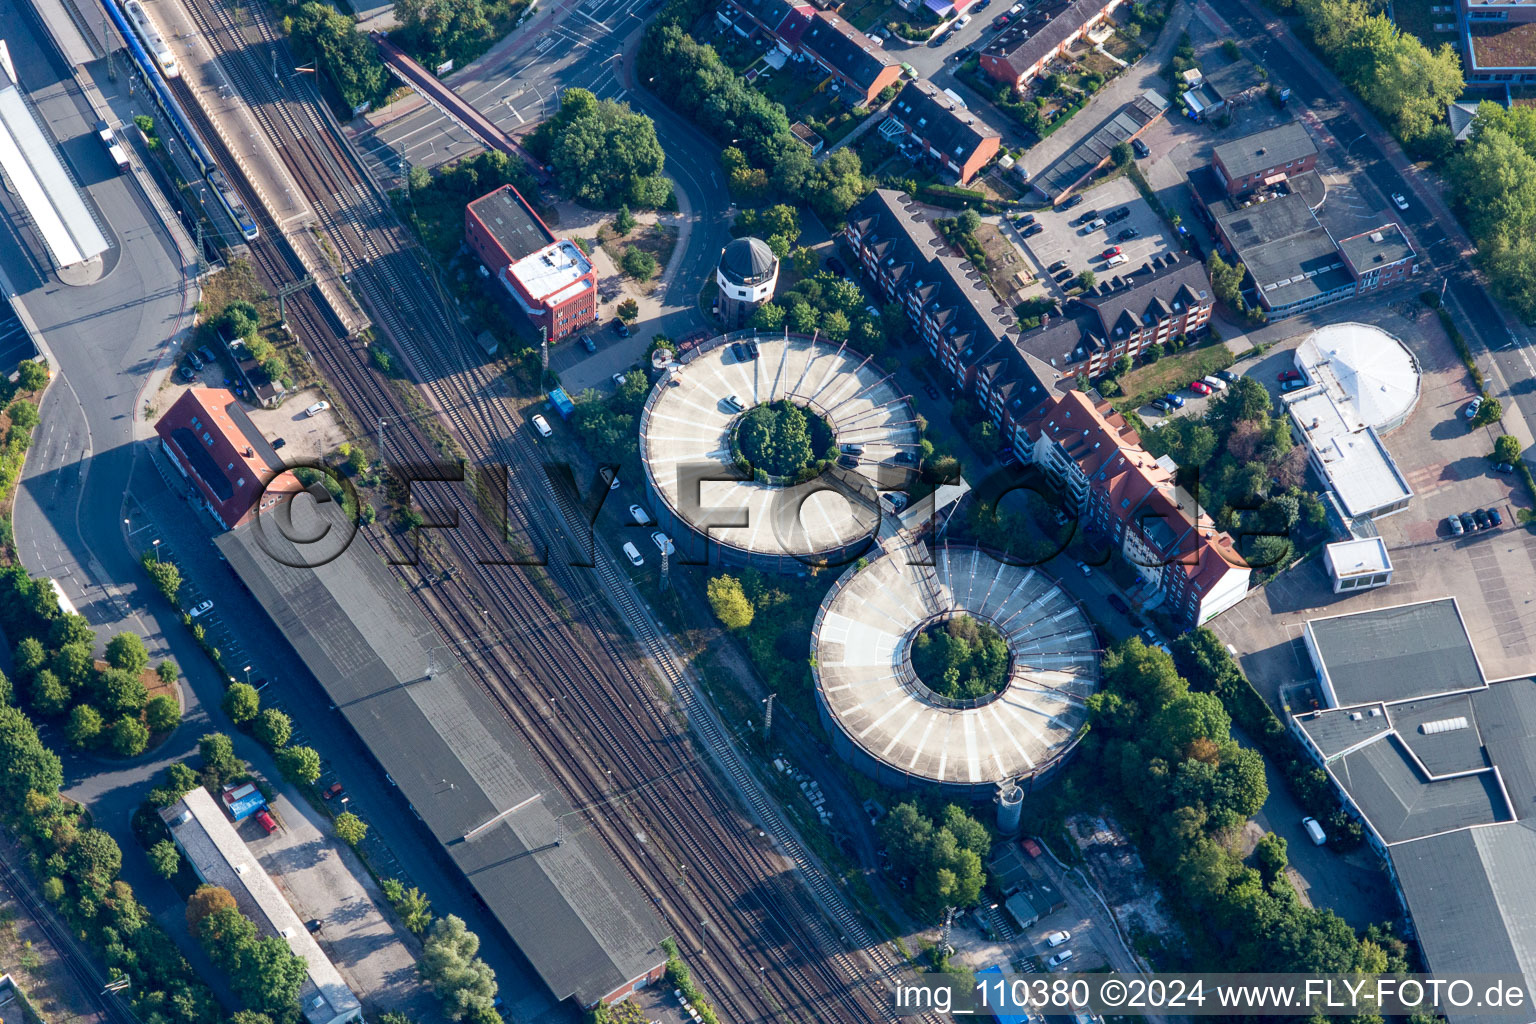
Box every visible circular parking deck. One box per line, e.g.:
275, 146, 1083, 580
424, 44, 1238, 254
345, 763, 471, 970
639, 331, 919, 569
812, 544, 1098, 796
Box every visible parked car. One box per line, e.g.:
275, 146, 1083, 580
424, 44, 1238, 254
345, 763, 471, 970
1278, 369, 1302, 382
599, 467, 620, 491
1104, 254, 1127, 267
1079, 218, 1106, 234
956, 13, 971, 26
1106, 594, 1129, 614
199, 345, 218, 365
652, 531, 675, 554
746, 340, 760, 358
306, 400, 330, 417
723, 393, 744, 411
1117, 228, 1140, 241
1059, 194, 1085, 211
1190, 380, 1212, 395
1048, 259, 1069, 272
1009, 1, 1022, 10
881, 492, 909, 513
826, 256, 849, 277
271, 437, 286, 450
1392, 192, 1409, 210
1016, 213, 1037, 227
580, 335, 597, 354
1460, 512, 1476, 533
1474, 508, 1490, 530
732, 341, 749, 361
532, 414, 553, 437
612, 318, 631, 337
1022, 223, 1043, 238
1465, 396, 1483, 420
255, 810, 278, 835
1106, 207, 1131, 223
1447, 514, 1464, 536
1280, 379, 1308, 392
1099, 246, 1122, 260
1131, 137, 1150, 158
1489, 507, 1504, 527
622, 541, 644, 566
629, 504, 652, 526
1075, 561, 1092, 576
305, 919, 323, 933
1048, 950, 1074, 969
323, 783, 344, 800
179, 363, 196, 381
1045, 930, 1072, 947
1164, 392, 1185, 408
1150, 398, 1169, 412
1217, 369, 1239, 382
1495, 462, 1514, 473
992, 13, 1009, 26
189, 600, 214, 618
1302, 816, 1327, 846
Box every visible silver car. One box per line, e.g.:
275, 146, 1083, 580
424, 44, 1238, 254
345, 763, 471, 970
1447, 515, 1464, 536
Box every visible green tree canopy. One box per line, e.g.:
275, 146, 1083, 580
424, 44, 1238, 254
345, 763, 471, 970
277, 745, 322, 785
334, 812, 368, 846
255, 708, 292, 750
706, 576, 754, 630
539, 88, 669, 208
222, 682, 260, 724
66, 704, 104, 749
420, 915, 499, 1021
149, 838, 182, 880
146, 695, 181, 734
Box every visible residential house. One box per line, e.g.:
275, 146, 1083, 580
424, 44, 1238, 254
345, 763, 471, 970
800, 11, 903, 106
980, 0, 1129, 88
886, 80, 1001, 184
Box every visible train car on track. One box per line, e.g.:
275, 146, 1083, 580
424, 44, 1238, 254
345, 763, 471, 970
122, 0, 179, 78
98, 0, 260, 240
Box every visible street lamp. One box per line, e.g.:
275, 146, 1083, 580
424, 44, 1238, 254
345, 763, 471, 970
243, 665, 252, 686
152, 539, 161, 562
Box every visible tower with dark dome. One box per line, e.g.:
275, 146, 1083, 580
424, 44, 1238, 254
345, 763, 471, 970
716, 237, 779, 327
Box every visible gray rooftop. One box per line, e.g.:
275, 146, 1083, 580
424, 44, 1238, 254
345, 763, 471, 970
1212, 120, 1317, 181
1306, 599, 1483, 707
1294, 702, 1391, 758
1336, 224, 1415, 275
1329, 733, 1508, 844
216, 501, 664, 1008
1389, 693, 1488, 778
1472, 678, 1536, 820
1031, 91, 1167, 198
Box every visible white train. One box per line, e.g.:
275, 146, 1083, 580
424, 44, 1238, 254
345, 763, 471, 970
122, 0, 179, 78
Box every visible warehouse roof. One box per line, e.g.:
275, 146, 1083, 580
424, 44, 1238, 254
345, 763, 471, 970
1304, 599, 1483, 707
215, 501, 664, 1008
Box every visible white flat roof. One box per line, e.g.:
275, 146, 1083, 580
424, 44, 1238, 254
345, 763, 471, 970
1294, 322, 1419, 432
507, 240, 590, 302
1326, 537, 1391, 577
163, 789, 361, 1024
1286, 386, 1412, 518
0, 84, 108, 267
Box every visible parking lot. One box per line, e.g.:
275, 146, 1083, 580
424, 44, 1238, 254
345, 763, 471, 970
1007, 177, 1178, 302
1211, 303, 1536, 703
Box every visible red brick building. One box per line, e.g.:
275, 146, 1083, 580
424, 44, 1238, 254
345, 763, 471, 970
799, 11, 903, 106
1210, 121, 1318, 196
980, 0, 1128, 88
1337, 225, 1419, 293
154, 388, 298, 530
466, 185, 597, 341
887, 80, 1001, 184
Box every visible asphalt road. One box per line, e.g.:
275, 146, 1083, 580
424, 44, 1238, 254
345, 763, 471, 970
1217, 0, 1536, 453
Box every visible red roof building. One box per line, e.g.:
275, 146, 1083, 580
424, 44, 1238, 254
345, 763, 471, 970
466, 185, 597, 342
154, 388, 298, 530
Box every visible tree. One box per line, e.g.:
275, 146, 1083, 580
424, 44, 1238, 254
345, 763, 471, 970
616, 298, 639, 322
141, 554, 182, 603
68, 828, 123, 899
957, 209, 982, 236
277, 745, 322, 785
1494, 435, 1521, 465
219, 300, 260, 341
1471, 395, 1502, 428
145, 695, 181, 733
1208, 252, 1247, 309
706, 576, 754, 630
1077, 269, 1097, 291
157, 659, 178, 684
382, 878, 434, 934
792, 246, 819, 277
222, 682, 260, 724
16, 359, 49, 391
621, 247, 657, 281
540, 89, 668, 208
1111, 141, 1133, 167
149, 839, 181, 880
111, 717, 150, 757
199, 732, 242, 788
420, 915, 498, 1021
1221, 39, 1241, 59
1254, 832, 1288, 882
66, 704, 104, 749
822, 309, 851, 343
0, 705, 68, 803
255, 708, 292, 749
50, 614, 95, 649
748, 302, 785, 331
98, 667, 149, 717
392, 0, 492, 69
29, 670, 71, 717
8, 400, 39, 430
334, 812, 368, 846
104, 633, 150, 676
238, 936, 310, 1017
614, 204, 636, 234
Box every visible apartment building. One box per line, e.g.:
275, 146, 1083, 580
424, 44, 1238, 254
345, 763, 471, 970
1459, 0, 1536, 82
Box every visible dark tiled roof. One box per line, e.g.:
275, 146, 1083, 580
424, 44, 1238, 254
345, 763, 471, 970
983, 0, 1110, 78
801, 12, 894, 90
1212, 120, 1317, 180
890, 80, 998, 164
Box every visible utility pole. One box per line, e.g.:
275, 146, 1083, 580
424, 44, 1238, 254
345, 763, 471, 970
763, 693, 776, 738
660, 544, 670, 591
540, 325, 549, 371
377, 417, 387, 469
274, 275, 314, 324
939, 906, 956, 958
104, 16, 115, 80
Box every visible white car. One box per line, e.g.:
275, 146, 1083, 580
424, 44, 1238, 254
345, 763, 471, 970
629, 504, 652, 526
305, 400, 330, 417
1045, 930, 1071, 948
600, 467, 620, 491
1047, 950, 1074, 969
723, 394, 743, 411
622, 541, 644, 566
1391, 192, 1409, 210
189, 600, 214, 618
532, 414, 553, 437
1075, 561, 1092, 577
612, 373, 626, 388
957, 13, 971, 25
1464, 396, 1483, 420
652, 531, 674, 555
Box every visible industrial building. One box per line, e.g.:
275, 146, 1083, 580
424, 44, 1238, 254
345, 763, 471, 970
1291, 599, 1536, 1024
154, 387, 299, 530
638, 330, 919, 570
161, 788, 363, 1024
465, 185, 596, 342
715, 237, 779, 327
812, 542, 1096, 796
1283, 322, 1418, 520
215, 499, 667, 1011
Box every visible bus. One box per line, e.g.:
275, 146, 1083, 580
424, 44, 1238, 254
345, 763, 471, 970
95, 120, 130, 173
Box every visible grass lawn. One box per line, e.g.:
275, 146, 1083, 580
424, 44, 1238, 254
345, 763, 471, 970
1112, 341, 1234, 411
599, 222, 679, 293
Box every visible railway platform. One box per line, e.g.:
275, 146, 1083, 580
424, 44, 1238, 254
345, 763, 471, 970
154, 0, 369, 336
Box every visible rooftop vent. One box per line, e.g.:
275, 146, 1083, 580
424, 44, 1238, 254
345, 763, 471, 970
1368, 707, 1383, 717
1349, 711, 1363, 721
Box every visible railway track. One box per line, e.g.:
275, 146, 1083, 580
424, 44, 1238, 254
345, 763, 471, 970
158, 2, 931, 1020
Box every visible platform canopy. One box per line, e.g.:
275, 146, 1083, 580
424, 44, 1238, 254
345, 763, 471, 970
0, 81, 108, 268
